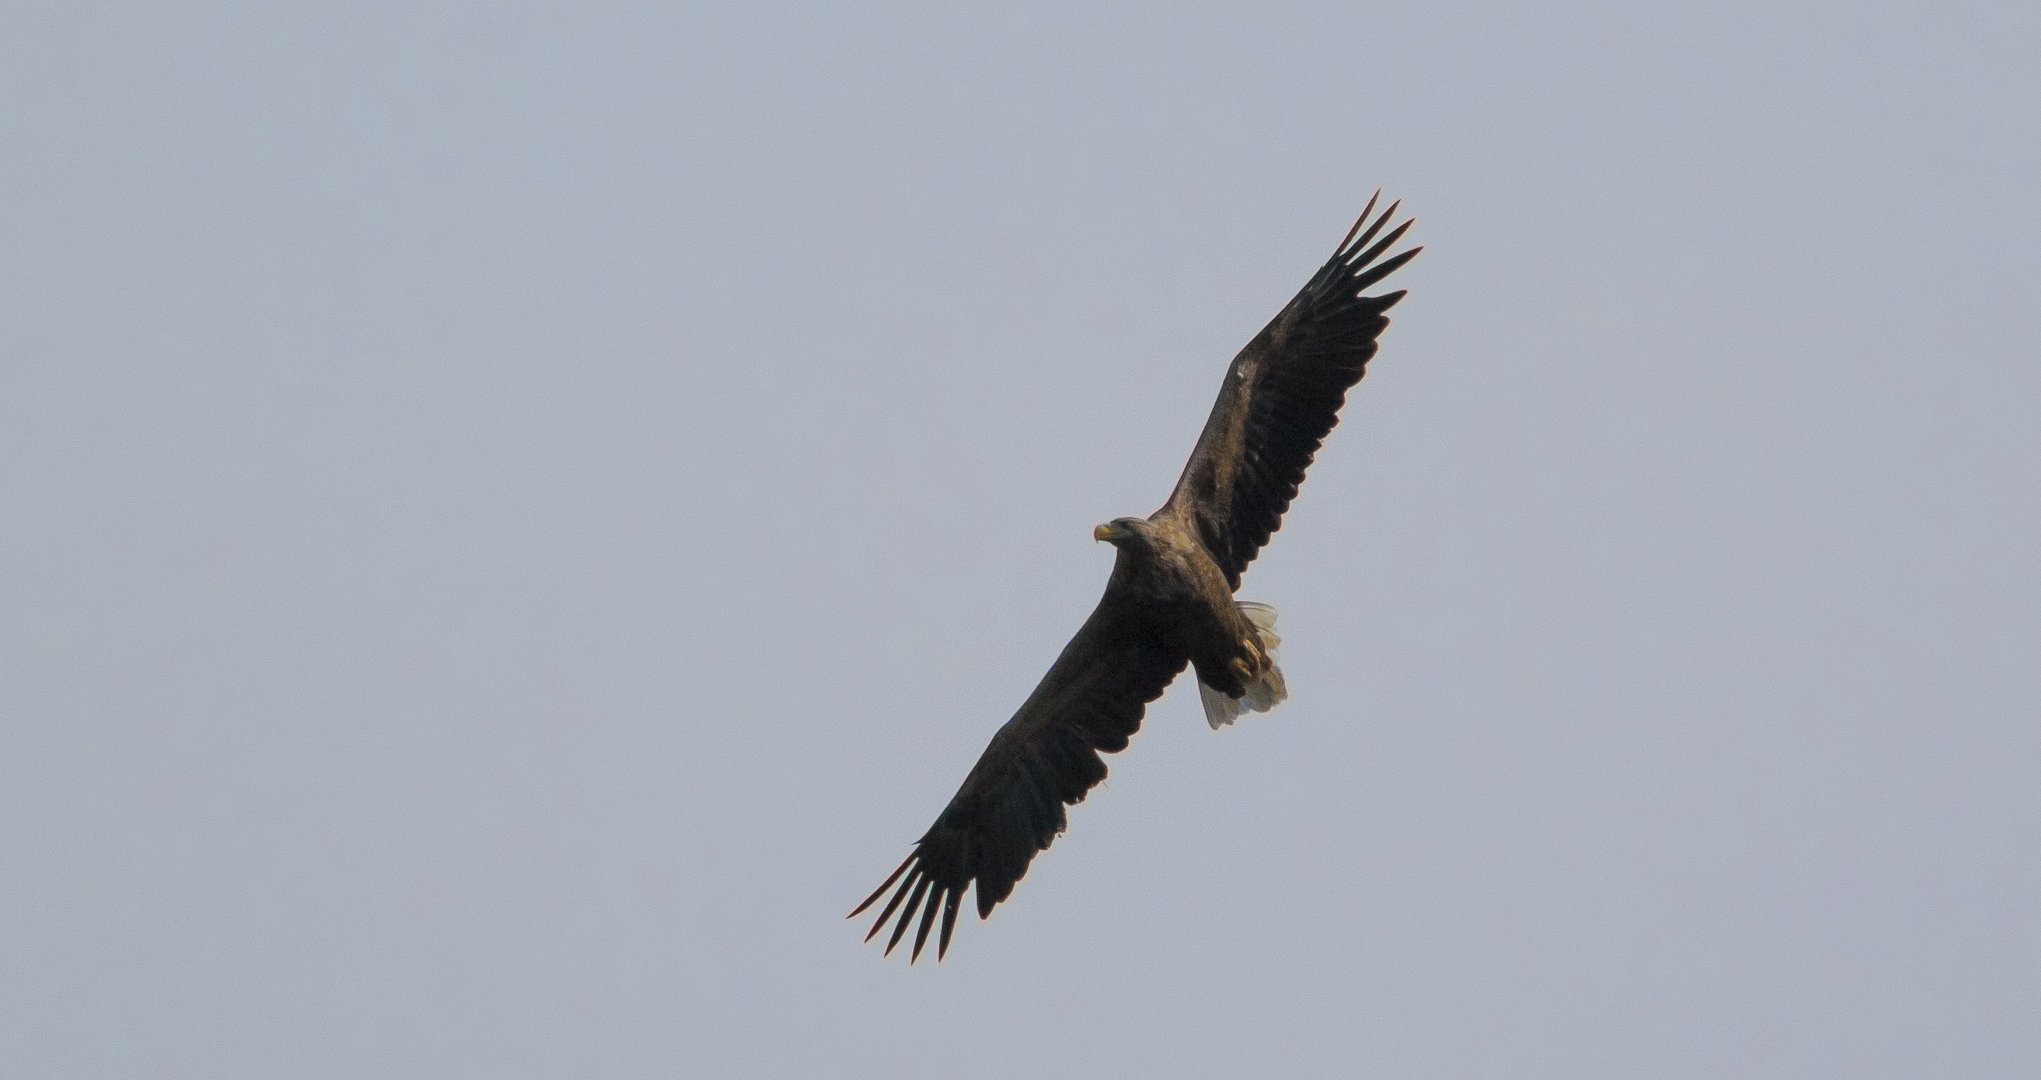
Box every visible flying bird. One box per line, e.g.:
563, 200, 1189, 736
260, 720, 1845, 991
852, 194, 1420, 962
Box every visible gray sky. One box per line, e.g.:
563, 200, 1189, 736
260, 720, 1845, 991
4, 2, 2037, 1077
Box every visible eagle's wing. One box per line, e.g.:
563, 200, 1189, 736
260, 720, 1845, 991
850, 590, 1186, 962
1157, 195, 1419, 589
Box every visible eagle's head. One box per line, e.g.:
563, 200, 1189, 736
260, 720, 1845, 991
1092, 517, 1155, 549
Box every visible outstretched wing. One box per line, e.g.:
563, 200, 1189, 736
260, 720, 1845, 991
850, 591, 1186, 962
1158, 194, 1420, 589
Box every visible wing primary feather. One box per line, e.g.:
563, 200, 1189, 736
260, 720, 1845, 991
1349, 246, 1423, 293
910, 885, 944, 962
937, 886, 963, 960
1345, 217, 1414, 276
884, 875, 933, 956
849, 851, 916, 918
862, 864, 921, 942
1342, 199, 1402, 261
1334, 189, 1381, 252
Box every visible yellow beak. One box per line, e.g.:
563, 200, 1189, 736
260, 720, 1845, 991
1093, 522, 1117, 542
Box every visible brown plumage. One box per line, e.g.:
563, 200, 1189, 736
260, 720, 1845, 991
851, 194, 1420, 962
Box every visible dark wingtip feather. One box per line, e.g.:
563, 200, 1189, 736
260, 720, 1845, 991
1342, 198, 1402, 261
883, 876, 933, 956
849, 851, 916, 919
1350, 244, 1422, 293
937, 887, 963, 961
1334, 189, 1382, 253
1347, 217, 1414, 278
863, 864, 920, 943
910, 885, 944, 963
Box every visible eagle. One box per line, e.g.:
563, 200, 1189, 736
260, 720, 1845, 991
852, 194, 1420, 962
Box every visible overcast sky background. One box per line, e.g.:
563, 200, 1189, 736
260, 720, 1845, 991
4, 2, 2037, 1077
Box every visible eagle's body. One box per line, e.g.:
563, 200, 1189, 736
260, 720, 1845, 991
1093, 515, 1278, 705
853, 196, 1420, 962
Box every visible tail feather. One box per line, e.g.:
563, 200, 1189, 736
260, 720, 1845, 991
1198, 601, 1289, 730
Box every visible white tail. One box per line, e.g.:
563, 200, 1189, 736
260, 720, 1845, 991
1197, 600, 1289, 730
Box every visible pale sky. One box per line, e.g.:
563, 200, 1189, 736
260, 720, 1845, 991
4, 3, 2037, 1077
